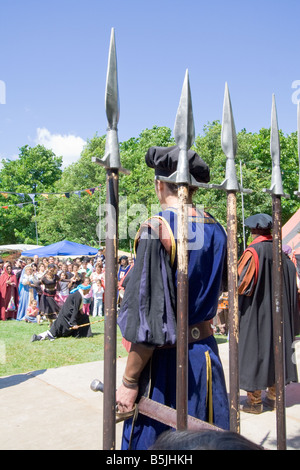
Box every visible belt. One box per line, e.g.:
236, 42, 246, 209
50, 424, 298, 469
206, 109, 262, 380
158, 320, 213, 349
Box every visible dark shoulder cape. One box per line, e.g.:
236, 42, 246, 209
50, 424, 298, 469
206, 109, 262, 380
117, 208, 227, 347
118, 230, 177, 347
239, 240, 298, 390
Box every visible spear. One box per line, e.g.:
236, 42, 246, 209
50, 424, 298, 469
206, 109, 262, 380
158, 69, 196, 430
92, 28, 129, 451
294, 102, 300, 199
211, 83, 252, 433
263, 94, 289, 450
173, 70, 194, 430
221, 84, 240, 433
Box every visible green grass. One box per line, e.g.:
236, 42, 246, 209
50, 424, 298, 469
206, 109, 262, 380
0, 319, 229, 378
0, 319, 128, 377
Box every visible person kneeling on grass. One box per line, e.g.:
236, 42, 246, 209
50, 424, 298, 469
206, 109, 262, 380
31, 277, 92, 342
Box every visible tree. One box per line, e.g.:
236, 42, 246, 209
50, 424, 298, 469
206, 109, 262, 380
194, 122, 299, 252
36, 135, 107, 246
2, 125, 298, 251
0, 145, 62, 244
36, 127, 175, 250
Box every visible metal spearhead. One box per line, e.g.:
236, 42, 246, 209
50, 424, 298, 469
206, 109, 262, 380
294, 101, 300, 197
92, 28, 129, 174
158, 70, 204, 187
173, 69, 195, 184
211, 83, 251, 193
221, 82, 239, 191
270, 94, 284, 195
105, 28, 120, 132
264, 94, 289, 198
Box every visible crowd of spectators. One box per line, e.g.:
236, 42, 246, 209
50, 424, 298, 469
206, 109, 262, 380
0, 248, 109, 324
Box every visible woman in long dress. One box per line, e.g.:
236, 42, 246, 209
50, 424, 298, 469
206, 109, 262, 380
17, 265, 39, 321
39, 265, 59, 325
0, 264, 18, 320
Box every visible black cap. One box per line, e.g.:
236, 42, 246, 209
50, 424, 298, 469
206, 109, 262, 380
145, 145, 210, 183
245, 213, 272, 230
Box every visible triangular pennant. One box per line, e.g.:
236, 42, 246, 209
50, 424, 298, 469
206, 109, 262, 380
41, 194, 49, 199
28, 194, 35, 202
64, 192, 70, 198
2, 205, 8, 209
74, 191, 81, 198
17, 203, 24, 208
1, 193, 8, 198
85, 189, 92, 196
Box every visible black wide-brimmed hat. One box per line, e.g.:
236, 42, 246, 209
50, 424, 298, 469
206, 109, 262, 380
245, 213, 273, 230
145, 145, 210, 183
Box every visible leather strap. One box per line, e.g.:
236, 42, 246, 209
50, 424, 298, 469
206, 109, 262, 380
158, 320, 213, 349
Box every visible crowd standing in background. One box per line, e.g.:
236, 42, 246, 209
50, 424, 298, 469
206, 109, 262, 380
0, 247, 110, 324
1, 244, 298, 334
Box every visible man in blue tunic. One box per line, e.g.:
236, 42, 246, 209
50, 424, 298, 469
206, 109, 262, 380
116, 146, 230, 450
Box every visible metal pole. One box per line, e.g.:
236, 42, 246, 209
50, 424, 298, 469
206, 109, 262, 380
263, 94, 289, 450
207, 84, 252, 432
103, 168, 118, 449
294, 102, 300, 199
176, 183, 189, 430
33, 203, 38, 245
240, 160, 246, 252
272, 195, 286, 450
92, 28, 129, 450
158, 70, 195, 430
99, 184, 102, 248
227, 190, 240, 433
220, 83, 240, 433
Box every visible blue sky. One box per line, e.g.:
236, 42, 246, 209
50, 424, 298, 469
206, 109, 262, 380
0, 0, 299, 167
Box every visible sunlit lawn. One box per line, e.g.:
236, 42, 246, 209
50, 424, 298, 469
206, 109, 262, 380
0, 319, 229, 378
0, 318, 127, 377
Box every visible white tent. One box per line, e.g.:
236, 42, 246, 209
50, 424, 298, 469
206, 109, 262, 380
0, 244, 43, 252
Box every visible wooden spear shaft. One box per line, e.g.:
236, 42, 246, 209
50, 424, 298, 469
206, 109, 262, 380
227, 191, 240, 433
176, 183, 189, 430
272, 195, 286, 450
103, 168, 119, 450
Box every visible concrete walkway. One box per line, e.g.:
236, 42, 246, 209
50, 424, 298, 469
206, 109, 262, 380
0, 340, 299, 450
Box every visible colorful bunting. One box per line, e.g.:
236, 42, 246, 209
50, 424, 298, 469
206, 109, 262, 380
0, 185, 101, 209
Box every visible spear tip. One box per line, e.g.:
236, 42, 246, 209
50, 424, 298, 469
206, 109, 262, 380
173, 69, 195, 150
221, 83, 237, 157
105, 27, 120, 129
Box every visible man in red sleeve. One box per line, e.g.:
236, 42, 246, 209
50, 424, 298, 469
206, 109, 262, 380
238, 214, 299, 414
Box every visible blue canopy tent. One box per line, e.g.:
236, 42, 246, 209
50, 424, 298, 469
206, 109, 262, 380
21, 240, 98, 258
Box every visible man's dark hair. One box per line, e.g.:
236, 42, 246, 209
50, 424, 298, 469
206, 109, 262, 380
149, 430, 264, 451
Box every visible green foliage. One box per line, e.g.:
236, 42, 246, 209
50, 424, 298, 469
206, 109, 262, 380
0, 125, 299, 251
36, 127, 175, 250
36, 135, 107, 246
194, 122, 299, 251
0, 145, 62, 244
